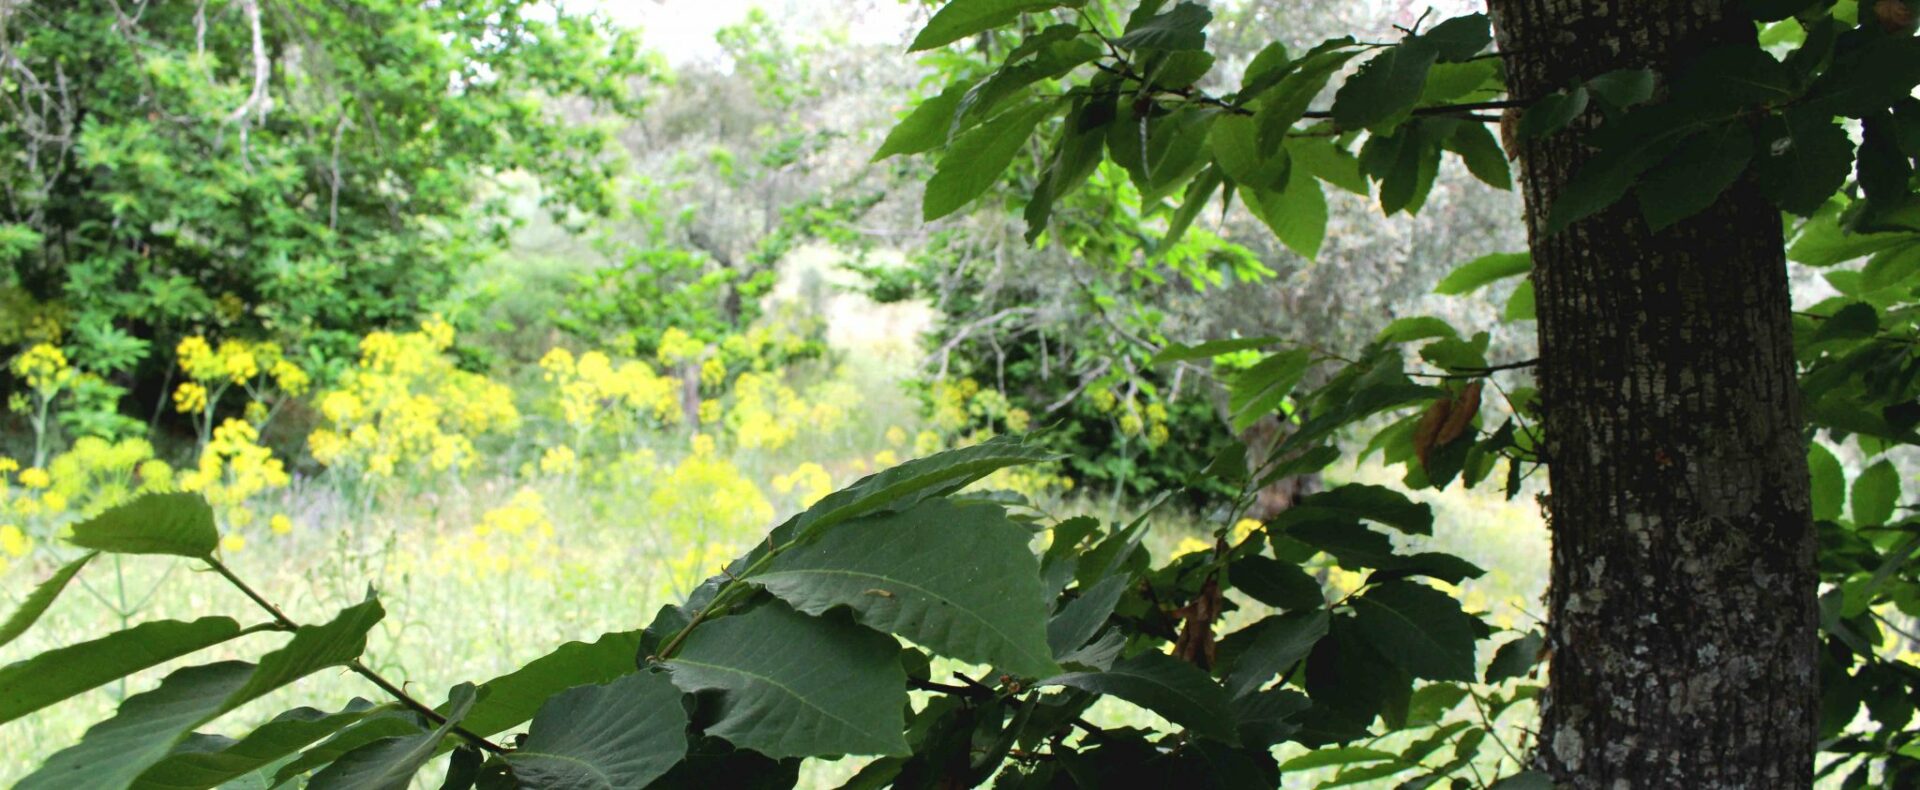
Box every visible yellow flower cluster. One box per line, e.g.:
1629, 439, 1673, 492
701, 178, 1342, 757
45, 437, 175, 516
771, 462, 833, 507
657, 327, 707, 367
538, 346, 681, 439
646, 433, 773, 546
726, 372, 856, 450
436, 487, 560, 578
309, 320, 518, 480
10, 343, 73, 393
179, 419, 291, 529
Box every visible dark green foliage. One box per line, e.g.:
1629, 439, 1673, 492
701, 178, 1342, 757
0, 0, 650, 386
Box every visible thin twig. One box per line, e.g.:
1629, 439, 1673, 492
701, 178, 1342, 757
205, 558, 507, 754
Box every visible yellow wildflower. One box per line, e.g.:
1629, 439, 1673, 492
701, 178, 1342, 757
221, 533, 246, 553
173, 382, 209, 414
18, 467, 50, 489
0, 525, 29, 557
540, 445, 579, 476
270, 514, 294, 535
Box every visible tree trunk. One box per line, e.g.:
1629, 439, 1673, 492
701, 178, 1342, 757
1486, 1, 1818, 786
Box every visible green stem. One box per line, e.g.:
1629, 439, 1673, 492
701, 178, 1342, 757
204, 557, 507, 754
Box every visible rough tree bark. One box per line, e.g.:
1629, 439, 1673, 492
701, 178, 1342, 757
1486, 0, 1818, 786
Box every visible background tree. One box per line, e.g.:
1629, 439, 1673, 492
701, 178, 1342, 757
0, 0, 651, 427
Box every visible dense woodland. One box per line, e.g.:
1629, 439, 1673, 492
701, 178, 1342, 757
1, 0, 1917, 787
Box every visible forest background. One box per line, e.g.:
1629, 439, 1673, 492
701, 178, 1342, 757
5, 0, 1874, 786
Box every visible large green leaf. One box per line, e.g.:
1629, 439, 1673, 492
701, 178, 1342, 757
1809, 442, 1845, 523
910, 1, 1070, 52
666, 602, 910, 758
1150, 336, 1281, 365
925, 101, 1055, 221
1420, 14, 1491, 61
18, 661, 255, 790
273, 712, 425, 786
0, 551, 96, 648
0, 616, 247, 725
1230, 555, 1323, 610
1222, 609, 1329, 699
1113, 2, 1211, 51
18, 600, 382, 789
1853, 459, 1900, 527
1044, 652, 1238, 744
754, 499, 1058, 678
782, 434, 1060, 544
133, 700, 386, 790
1350, 582, 1478, 681
1272, 484, 1434, 535
307, 684, 477, 790
1228, 348, 1313, 432
506, 672, 689, 789
1635, 121, 1754, 231
1444, 121, 1511, 190
1756, 108, 1854, 216
1331, 39, 1439, 131
872, 83, 969, 161
1244, 152, 1328, 259
1048, 575, 1129, 659
457, 629, 644, 743
1255, 43, 1361, 151
67, 492, 217, 558
1434, 252, 1530, 296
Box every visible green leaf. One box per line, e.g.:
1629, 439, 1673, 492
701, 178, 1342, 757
1434, 252, 1530, 296
1421, 60, 1499, 104
910, 1, 1069, 51
1230, 555, 1323, 611
1288, 137, 1368, 195
1542, 131, 1676, 235
1484, 631, 1544, 684
872, 83, 969, 161
1351, 582, 1479, 681
924, 101, 1056, 221
1861, 243, 1920, 292
1150, 336, 1280, 364
1853, 459, 1900, 527
1635, 122, 1755, 231
1048, 575, 1129, 659
1585, 69, 1656, 112
1789, 214, 1912, 266
505, 672, 689, 789
1445, 121, 1511, 189
1504, 281, 1536, 321
753, 499, 1059, 678
779, 434, 1060, 548
1376, 317, 1458, 344
273, 712, 425, 786
1113, 2, 1211, 51
1419, 14, 1491, 61
1361, 121, 1442, 215
1162, 164, 1223, 250
1519, 87, 1588, 140
1227, 348, 1313, 432
1281, 746, 1398, 771
1488, 770, 1557, 789
67, 492, 217, 558
460, 630, 644, 744
134, 701, 386, 790
666, 601, 910, 758
18, 662, 255, 790
1209, 115, 1285, 191
25, 600, 379, 788
1809, 442, 1845, 522
307, 684, 477, 790
1255, 43, 1362, 151
1223, 610, 1329, 699
1273, 484, 1434, 536
1332, 39, 1439, 131
1044, 651, 1238, 744
0, 616, 245, 726
0, 551, 96, 648
1244, 151, 1328, 259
